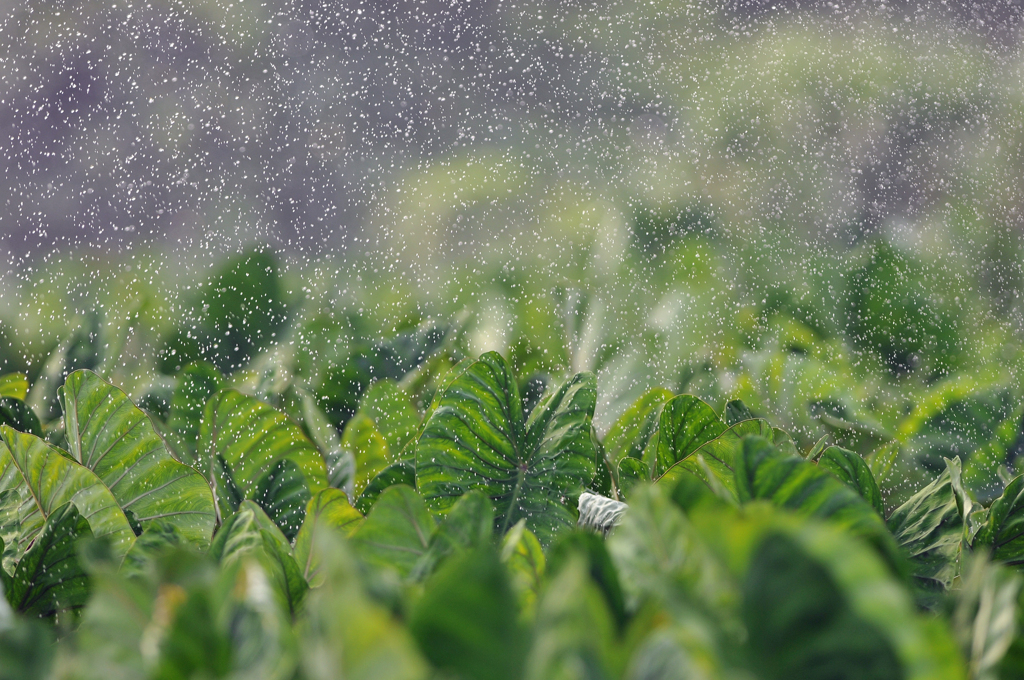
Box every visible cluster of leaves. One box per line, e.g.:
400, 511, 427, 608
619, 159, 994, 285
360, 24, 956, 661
3, 341, 1024, 680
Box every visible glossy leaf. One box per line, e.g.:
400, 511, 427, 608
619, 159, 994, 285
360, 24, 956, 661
357, 380, 421, 457
416, 352, 597, 547
209, 500, 290, 565
603, 387, 672, 464
818, 445, 884, 516
724, 399, 755, 426
355, 461, 416, 514
975, 474, 1024, 567
61, 370, 216, 546
6, 502, 92, 622
199, 389, 327, 527
500, 520, 545, 615
342, 413, 392, 496
0, 426, 135, 565
293, 488, 363, 586
645, 394, 727, 478
952, 555, 1021, 680
655, 418, 774, 495
165, 362, 223, 465
250, 459, 310, 541
412, 490, 494, 580
299, 389, 354, 495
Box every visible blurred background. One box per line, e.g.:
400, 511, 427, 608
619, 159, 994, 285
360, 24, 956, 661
5, 0, 1024, 502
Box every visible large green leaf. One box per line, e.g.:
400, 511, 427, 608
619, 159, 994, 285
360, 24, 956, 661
817, 445, 884, 516
416, 352, 597, 546
199, 389, 327, 526
298, 388, 355, 495
975, 474, 1024, 567
61, 370, 216, 546
355, 461, 416, 514
887, 460, 965, 592
349, 485, 435, 579
644, 394, 727, 478
500, 520, 545, 616
603, 387, 673, 464
164, 362, 224, 465
6, 502, 92, 622
952, 555, 1021, 680
655, 418, 774, 496
342, 413, 392, 497
411, 490, 494, 581
250, 459, 310, 541
357, 380, 421, 457
735, 436, 902, 574
209, 500, 290, 565
742, 531, 902, 680
293, 488, 363, 586
409, 547, 527, 680
0, 426, 135, 565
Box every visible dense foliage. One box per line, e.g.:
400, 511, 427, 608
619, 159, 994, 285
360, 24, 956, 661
3, 256, 1024, 680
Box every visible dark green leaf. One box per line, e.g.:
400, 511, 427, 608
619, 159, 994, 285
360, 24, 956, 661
416, 353, 597, 547
7, 502, 92, 622
257, 529, 309, 618
724, 399, 755, 426
616, 457, 648, 499
604, 387, 673, 464
251, 459, 311, 541
293, 488, 362, 585
165, 362, 223, 465
355, 461, 417, 515
655, 418, 774, 496
975, 474, 1024, 567
818, 445, 884, 516
0, 399, 41, 438
412, 490, 494, 580
409, 547, 526, 680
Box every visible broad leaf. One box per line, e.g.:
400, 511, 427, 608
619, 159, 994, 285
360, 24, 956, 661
342, 413, 392, 496
349, 485, 435, 579
616, 458, 647, 498
165, 362, 223, 465
409, 547, 527, 680
119, 520, 188, 578
818, 445, 884, 515
743, 531, 902, 680
416, 352, 597, 547
200, 389, 327, 528
887, 460, 965, 592
209, 500, 290, 565
724, 399, 755, 426
0, 426, 135, 565
0, 399, 42, 438
61, 370, 216, 546
293, 488, 363, 586
411, 490, 494, 580
735, 436, 902, 574
655, 418, 774, 495
257, 528, 309, 619
500, 520, 545, 616
357, 380, 421, 456
603, 387, 672, 464
952, 555, 1021, 680
6, 502, 92, 622
298, 389, 354, 495
250, 459, 310, 541
644, 394, 727, 478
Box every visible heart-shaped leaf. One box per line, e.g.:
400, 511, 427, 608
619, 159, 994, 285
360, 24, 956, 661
199, 389, 327, 529
0, 426, 135, 566
416, 352, 597, 546
6, 502, 92, 622
355, 461, 416, 514
603, 387, 672, 465
61, 370, 216, 547
250, 459, 310, 541
644, 394, 727, 478
349, 485, 435, 579
655, 418, 774, 495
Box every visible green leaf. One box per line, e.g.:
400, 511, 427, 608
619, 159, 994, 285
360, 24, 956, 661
409, 547, 527, 680
118, 520, 188, 578
616, 457, 648, 498
355, 461, 416, 515
546, 530, 627, 631
603, 387, 673, 464
818, 445, 884, 516
0, 375, 28, 401
209, 500, 290, 565
644, 394, 727, 478
975, 474, 1024, 567
250, 459, 310, 541
416, 352, 597, 547
349, 485, 435, 579
952, 554, 1022, 680
199, 389, 327, 528
298, 388, 354, 495
342, 413, 392, 497
165, 362, 224, 465
257, 528, 309, 618
7, 502, 92, 622
724, 399, 755, 426
655, 418, 774, 495
500, 520, 545, 616
61, 370, 216, 547
0, 426, 135, 564
735, 436, 903, 574
887, 462, 965, 592
293, 488, 362, 586
357, 380, 421, 457
0, 399, 42, 438
742, 531, 902, 680
412, 490, 494, 580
